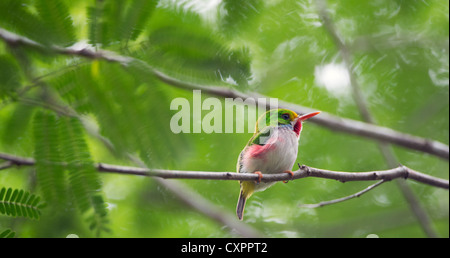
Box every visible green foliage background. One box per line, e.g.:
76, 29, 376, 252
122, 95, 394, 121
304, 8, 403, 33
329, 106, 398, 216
0, 0, 448, 237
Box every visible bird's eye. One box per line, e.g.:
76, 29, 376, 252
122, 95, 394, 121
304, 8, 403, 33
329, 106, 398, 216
281, 113, 290, 120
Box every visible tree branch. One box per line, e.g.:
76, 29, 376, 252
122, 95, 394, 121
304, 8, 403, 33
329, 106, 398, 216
1, 152, 448, 189
0, 27, 448, 160
299, 180, 387, 208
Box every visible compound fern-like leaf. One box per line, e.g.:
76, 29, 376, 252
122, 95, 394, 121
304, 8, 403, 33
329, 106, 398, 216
59, 116, 102, 213
33, 111, 68, 206
58, 116, 109, 235
0, 229, 15, 238
0, 187, 44, 220
35, 0, 76, 46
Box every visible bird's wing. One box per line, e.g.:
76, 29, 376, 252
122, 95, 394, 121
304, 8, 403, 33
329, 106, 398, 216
237, 126, 276, 174
248, 125, 276, 146
237, 150, 244, 173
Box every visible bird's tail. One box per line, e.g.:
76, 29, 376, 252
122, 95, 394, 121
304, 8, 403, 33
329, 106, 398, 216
236, 181, 254, 220
236, 190, 247, 220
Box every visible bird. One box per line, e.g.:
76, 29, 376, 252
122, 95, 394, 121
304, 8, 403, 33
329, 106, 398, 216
236, 108, 320, 220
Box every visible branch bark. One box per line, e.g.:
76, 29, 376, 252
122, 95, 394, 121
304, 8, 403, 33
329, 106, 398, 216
1, 152, 448, 189
0, 27, 448, 160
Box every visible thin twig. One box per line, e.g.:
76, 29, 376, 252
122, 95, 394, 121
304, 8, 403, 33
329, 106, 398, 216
0, 27, 448, 160
0, 152, 35, 166
299, 180, 386, 208
0, 161, 13, 171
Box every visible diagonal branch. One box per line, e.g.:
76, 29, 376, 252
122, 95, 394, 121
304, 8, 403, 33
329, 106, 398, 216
0, 27, 448, 160
127, 155, 264, 238
1, 152, 448, 189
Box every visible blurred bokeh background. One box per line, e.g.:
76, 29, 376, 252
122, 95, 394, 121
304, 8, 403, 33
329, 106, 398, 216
0, 0, 448, 237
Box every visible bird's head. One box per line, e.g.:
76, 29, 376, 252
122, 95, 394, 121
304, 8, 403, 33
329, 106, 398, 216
256, 109, 320, 135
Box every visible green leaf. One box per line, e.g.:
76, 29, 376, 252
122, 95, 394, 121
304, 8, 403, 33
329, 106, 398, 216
219, 0, 264, 37
1, 103, 35, 146
129, 6, 251, 88
88, 0, 126, 46
58, 116, 110, 234
0, 187, 44, 220
0, 229, 15, 238
32, 110, 109, 233
35, 0, 76, 46
0, 55, 21, 100
10, 189, 18, 203
0, 0, 48, 45
119, 0, 157, 41
86, 194, 110, 237
59, 116, 101, 213
0, 188, 4, 201
140, 27, 251, 87
87, 0, 156, 46
33, 110, 68, 205
4, 188, 12, 202
48, 62, 189, 167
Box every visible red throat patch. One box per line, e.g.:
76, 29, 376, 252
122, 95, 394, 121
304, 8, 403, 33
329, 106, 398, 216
293, 120, 302, 136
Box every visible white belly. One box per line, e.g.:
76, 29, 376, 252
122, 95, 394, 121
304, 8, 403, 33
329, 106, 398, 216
241, 126, 299, 191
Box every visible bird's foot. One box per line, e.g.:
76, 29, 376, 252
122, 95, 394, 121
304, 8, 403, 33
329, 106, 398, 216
283, 170, 294, 183
253, 171, 263, 184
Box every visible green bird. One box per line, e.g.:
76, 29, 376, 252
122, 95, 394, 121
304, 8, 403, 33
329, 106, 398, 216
236, 109, 320, 220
